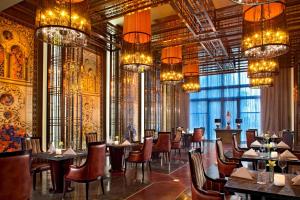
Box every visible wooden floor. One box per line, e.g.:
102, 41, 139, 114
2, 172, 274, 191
31, 141, 226, 200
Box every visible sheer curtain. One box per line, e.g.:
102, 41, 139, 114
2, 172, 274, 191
261, 68, 292, 133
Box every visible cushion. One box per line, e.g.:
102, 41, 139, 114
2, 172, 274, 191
191, 153, 206, 190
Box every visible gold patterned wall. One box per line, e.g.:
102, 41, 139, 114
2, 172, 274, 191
0, 16, 34, 132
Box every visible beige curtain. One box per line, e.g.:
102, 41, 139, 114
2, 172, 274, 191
261, 68, 292, 132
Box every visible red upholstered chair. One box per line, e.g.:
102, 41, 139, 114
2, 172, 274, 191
246, 129, 256, 148
191, 128, 205, 151
125, 137, 153, 180
216, 138, 240, 178
152, 132, 171, 162
232, 134, 244, 158
171, 130, 182, 156
24, 137, 50, 190
0, 150, 32, 200
188, 148, 227, 200
63, 142, 106, 200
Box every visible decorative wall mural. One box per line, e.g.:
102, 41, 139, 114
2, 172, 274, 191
0, 17, 34, 152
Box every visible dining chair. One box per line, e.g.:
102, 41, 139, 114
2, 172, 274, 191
216, 138, 240, 178
191, 127, 205, 151
188, 148, 227, 200
171, 130, 182, 156
63, 142, 106, 200
85, 132, 98, 145
232, 133, 244, 158
152, 132, 171, 162
282, 131, 294, 150
124, 137, 153, 180
246, 129, 256, 148
144, 129, 155, 138
24, 137, 50, 190
0, 150, 32, 200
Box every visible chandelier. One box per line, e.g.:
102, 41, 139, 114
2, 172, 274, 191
250, 76, 274, 88
242, 1, 289, 59
247, 59, 279, 78
231, 0, 278, 5
36, 0, 91, 47
182, 62, 200, 93
160, 46, 183, 84
121, 9, 152, 72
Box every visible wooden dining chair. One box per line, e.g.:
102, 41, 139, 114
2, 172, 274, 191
144, 129, 155, 138
0, 150, 32, 200
232, 133, 245, 158
152, 132, 171, 162
188, 148, 227, 200
282, 131, 294, 150
246, 129, 256, 148
191, 127, 205, 150
63, 142, 106, 200
171, 130, 182, 156
216, 138, 240, 178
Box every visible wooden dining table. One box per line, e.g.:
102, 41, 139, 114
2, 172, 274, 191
225, 172, 300, 200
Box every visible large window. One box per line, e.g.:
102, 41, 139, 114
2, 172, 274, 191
189, 72, 261, 141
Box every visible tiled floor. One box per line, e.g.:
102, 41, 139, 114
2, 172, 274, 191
32, 142, 223, 200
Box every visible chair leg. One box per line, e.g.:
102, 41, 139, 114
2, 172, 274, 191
168, 152, 170, 162
124, 160, 127, 173
148, 161, 152, 171
86, 182, 89, 200
62, 179, 67, 198
142, 162, 145, 181
100, 177, 105, 195
33, 172, 36, 190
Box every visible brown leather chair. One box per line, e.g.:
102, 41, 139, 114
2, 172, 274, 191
171, 130, 182, 156
232, 133, 244, 158
246, 129, 256, 148
191, 128, 205, 151
145, 129, 155, 138
0, 150, 32, 200
216, 138, 239, 178
152, 132, 171, 162
125, 137, 153, 180
63, 142, 106, 200
24, 137, 50, 190
188, 148, 227, 200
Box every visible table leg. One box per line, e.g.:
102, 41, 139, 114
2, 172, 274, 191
49, 159, 73, 193
109, 147, 124, 172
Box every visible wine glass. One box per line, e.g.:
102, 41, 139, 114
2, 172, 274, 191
278, 157, 287, 173
257, 160, 267, 184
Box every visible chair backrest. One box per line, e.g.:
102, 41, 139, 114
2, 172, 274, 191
0, 150, 32, 200
232, 133, 239, 150
86, 132, 98, 145
246, 129, 256, 148
282, 131, 294, 150
173, 130, 182, 142
142, 137, 153, 161
24, 137, 42, 154
216, 138, 225, 161
192, 128, 204, 142
145, 129, 155, 138
86, 142, 106, 180
156, 132, 171, 151
188, 148, 206, 191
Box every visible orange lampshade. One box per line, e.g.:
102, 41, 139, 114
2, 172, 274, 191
161, 46, 182, 64
244, 1, 285, 22
123, 9, 151, 44
183, 63, 199, 76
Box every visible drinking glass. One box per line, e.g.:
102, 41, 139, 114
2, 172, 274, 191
259, 143, 265, 157
278, 157, 287, 173
257, 160, 267, 184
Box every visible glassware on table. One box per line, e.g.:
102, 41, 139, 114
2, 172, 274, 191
257, 160, 267, 184
278, 157, 287, 173
259, 143, 265, 157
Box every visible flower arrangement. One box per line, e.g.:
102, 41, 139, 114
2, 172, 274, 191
267, 160, 276, 168
267, 160, 276, 183
0, 124, 26, 153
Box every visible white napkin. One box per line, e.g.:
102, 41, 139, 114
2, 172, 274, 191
231, 167, 254, 180
292, 175, 300, 185
121, 140, 131, 145
280, 150, 298, 160
250, 140, 261, 147
271, 134, 278, 138
277, 141, 290, 149
48, 142, 56, 154
243, 148, 258, 157
63, 148, 77, 155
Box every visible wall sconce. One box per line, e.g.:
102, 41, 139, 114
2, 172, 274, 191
235, 118, 243, 129
215, 119, 221, 129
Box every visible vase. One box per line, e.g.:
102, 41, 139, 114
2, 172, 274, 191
269, 168, 274, 183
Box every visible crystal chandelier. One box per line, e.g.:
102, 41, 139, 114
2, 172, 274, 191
182, 62, 200, 93
250, 76, 274, 88
36, 0, 91, 47
247, 59, 279, 78
243, 1, 289, 59
121, 9, 152, 72
231, 0, 277, 5
160, 46, 183, 84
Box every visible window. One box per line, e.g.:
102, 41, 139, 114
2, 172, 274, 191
189, 72, 261, 141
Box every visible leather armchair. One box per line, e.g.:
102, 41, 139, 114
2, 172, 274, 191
216, 138, 239, 178
0, 150, 32, 200
63, 142, 106, 200
232, 134, 244, 158
125, 137, 153, 180
188, 148, 226, 200
191, 128, 205, 151
152, 132, 171, 162
24, 137, 50, 190
171, 130, 182, 156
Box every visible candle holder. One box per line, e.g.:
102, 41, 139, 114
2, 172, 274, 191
214, 119, 221, 129
235, 118, 243, 129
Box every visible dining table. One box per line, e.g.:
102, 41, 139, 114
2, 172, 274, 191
33, 150, 87, 193
225, 172, 300, 200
